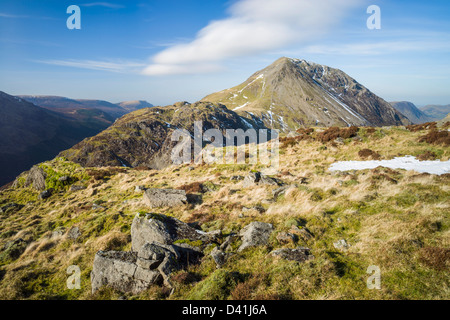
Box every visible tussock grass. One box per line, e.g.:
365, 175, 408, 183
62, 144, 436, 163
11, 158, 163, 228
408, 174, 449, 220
0, 126, 448, 300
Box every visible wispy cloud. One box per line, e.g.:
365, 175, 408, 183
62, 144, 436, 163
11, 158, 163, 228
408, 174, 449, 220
81, 2, 125, 9
0, 12, 29, 18
35, 59, 145, 73
142, 0, 362, 76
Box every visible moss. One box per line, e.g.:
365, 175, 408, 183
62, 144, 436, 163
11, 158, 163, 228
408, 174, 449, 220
188, 269, 244, 300
174, 239, 204, 248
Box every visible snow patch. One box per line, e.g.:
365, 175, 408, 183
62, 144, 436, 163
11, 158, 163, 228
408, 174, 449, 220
233, 102, 250, 111
329, 156, 450, 176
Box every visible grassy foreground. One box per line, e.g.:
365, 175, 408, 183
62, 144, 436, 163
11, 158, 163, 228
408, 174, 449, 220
0, 125, 448, 300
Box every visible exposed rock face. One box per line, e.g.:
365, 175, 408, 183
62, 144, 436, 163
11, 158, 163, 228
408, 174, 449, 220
91, 213, 206, 295
143, 188, 187, 208
270, 247, 314, 263
131, 214, 208, 252
238, 222, 274, 252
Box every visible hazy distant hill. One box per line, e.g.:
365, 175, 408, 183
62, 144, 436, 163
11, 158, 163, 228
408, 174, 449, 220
116, 100, 154, 112
419, 104, 450, 121
0, 91, 106, 185
390, 101, 434, 124
19, 96, 129, 120
203, 57, 410, 130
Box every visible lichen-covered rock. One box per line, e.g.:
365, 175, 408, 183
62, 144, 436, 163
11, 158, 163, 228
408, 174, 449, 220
210, 247, 231, 269
24, 166, 46, 191
270, 247, 314, 263
91, 242, 203, 294
143, 188, 187, 208
333, 239, 350, 251
238, 222, 274, 252
131, 213, 208, 252
67, 226, 81, 240
91, 251, 160, 295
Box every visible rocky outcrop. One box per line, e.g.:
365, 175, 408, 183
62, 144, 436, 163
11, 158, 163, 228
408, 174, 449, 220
131, 213, 209, 252
25, 166, 46, 191
238, 222, 274, 252
143, 188, 187, 208
91, 213, 207, 295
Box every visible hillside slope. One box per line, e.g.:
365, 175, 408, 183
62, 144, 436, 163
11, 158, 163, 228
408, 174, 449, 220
203, 57, 410, 130
0, 91, 105, 186
19, 96, 131, 120
390, 101, 434, 124
59, 101, 269, 169
420, 105, 450, 121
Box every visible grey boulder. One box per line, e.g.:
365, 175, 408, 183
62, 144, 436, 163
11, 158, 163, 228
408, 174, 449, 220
238, 222, 274, 252
143, 188, 187, 208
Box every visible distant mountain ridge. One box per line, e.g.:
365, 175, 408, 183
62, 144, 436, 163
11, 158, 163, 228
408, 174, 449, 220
19, 96, 153, 120
203, 57, 410, 130
116, 100, 154, 112
419, 104, 450, 121
1, 92, 154, 186
389, 101, 434, 124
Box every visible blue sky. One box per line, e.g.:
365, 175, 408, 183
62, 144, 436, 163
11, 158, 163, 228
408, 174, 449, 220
0, 0, 449, 106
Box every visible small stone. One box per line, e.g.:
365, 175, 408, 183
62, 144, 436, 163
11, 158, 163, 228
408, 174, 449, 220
211, 247, 228, 268
135, 186, 146, 193
39, 189, 54, 200
58, 176, 70, 182
270, 247, 314, 263
70, 185, 86, 192
67, 226, 81, 240
276, 232, 296, 245
334, 239, 350, 251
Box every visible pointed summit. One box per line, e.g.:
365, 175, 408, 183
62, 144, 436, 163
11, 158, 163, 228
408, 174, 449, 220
203, 57, 410, 130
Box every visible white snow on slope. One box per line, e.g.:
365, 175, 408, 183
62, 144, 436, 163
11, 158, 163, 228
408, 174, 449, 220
238, 74, 264, 93
329, 156, 450, 176
233, 102, 250, 111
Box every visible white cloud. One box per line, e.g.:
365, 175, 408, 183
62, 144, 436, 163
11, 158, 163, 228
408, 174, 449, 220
142, 0, 362, 76
35, 59, 145, 73
81, 2, 125, 9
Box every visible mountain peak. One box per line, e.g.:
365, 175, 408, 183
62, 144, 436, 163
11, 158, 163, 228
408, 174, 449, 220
202, 57, 410, 129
